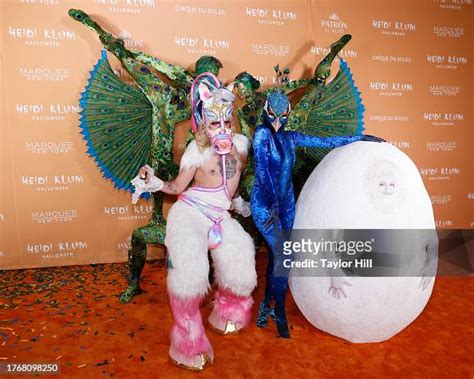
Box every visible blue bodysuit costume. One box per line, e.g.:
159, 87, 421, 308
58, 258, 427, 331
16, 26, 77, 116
251, 91, 382, 338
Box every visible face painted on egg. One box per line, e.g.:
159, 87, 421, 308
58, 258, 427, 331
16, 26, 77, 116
363, 160, 405, 214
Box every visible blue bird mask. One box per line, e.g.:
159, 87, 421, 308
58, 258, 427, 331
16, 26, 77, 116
263, 91, 291, 132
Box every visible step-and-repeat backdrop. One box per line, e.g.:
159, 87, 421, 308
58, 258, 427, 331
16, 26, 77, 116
1, 0, 472, 270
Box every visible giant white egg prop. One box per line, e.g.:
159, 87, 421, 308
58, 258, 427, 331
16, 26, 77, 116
289, 142, 437, 343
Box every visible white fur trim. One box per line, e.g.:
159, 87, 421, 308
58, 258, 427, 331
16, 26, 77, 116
165, 201, 213, 298
165, 198, 256, 298
232, 133, 249, 156
179, 140, 214, 172
179, 134, 249, 172
210, 217, 257, 296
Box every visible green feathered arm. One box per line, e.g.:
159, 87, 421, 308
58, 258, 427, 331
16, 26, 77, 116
287, 33, 364, 163
288, 58, 365, 163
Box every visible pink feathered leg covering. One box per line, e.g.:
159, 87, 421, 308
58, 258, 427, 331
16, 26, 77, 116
168, 293, 214, 368
208, 289, 253, 333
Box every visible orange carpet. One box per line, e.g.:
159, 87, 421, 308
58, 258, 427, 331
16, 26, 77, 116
0, 252, 473, 378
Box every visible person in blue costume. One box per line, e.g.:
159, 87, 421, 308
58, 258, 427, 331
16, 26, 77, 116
251, 91, 384, 338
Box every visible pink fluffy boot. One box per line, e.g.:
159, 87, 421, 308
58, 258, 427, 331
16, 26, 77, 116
208, 289, 253, 334
168, 293, 214, 370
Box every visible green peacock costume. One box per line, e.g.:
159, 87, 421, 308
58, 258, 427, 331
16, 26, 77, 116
69, 9, 366, 304
234, 34, 364, 198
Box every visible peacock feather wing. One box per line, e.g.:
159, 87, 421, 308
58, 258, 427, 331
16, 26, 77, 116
288, 58, 365, 163
79, 50, 152, 192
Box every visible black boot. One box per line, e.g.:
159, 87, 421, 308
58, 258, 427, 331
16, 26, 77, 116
272, 304, 290, 338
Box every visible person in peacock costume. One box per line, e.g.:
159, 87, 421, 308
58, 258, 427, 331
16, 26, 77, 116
232, 35, 385, 338
234, 34, 358, 198
252, 92, 384, 338
68, 9, 223, 303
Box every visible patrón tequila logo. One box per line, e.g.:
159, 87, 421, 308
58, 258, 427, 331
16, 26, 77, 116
321, 13, 348, 34
118, 30, 143, 48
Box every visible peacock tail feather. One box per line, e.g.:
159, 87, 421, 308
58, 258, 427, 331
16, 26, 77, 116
288, 58, 365, 163
79, 50, 153, 192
